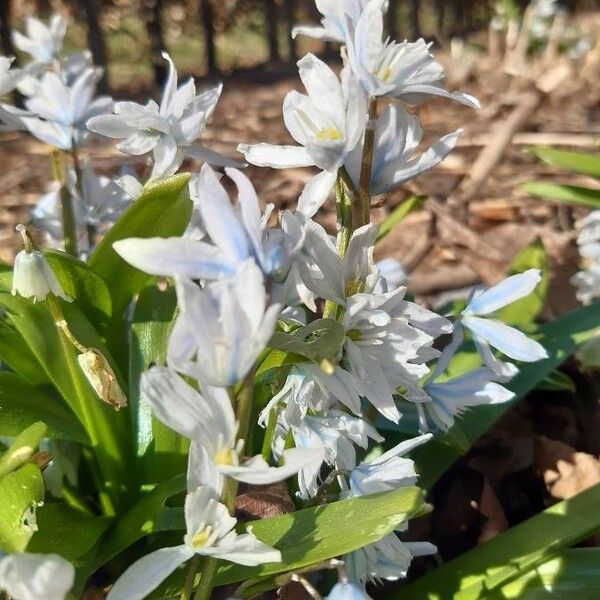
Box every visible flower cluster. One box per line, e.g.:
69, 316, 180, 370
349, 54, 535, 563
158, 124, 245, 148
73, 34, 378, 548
4, 3, 551, 600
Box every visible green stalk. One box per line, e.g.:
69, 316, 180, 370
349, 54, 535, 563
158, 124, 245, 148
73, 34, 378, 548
180, 556, 201, 600
70, 141, 97, 250
261, 408, 278, 461
50, 151, 78, 256
353, 97, 378, 230
193, 557, 219, 600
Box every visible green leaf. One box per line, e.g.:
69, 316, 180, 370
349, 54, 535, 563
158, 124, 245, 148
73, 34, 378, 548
528, 147, 600, 178
255, 349, 308, 377
0, 292, 132, 511
377, 196, 425, 242
0, 373, 88, 443
0, 319, 49, 385
485, 548, 600, 599
535, 370, 576, 393
412, 303, 600, 489
92, 474, 186, 572
45, 250, 112, 333
400, 483, 600, 600
0, 421, 47, 478
129, 286, 188, 483
498, 239, 548, 329
27, 503, 113, 563
269, 319, 345, 370
522, 181, 600, 208
89, 174, 192, 323
0, 463, 44, 552
153, 487, 425, 598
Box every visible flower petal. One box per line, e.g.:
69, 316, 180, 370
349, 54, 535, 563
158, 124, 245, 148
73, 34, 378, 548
237, 143, 315, 169
297, 170, 337, 217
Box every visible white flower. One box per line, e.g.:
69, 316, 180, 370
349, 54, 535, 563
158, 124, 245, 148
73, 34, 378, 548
292, 0, 377, 42
88, 53, 237, 179
113, 165, 304, 283
0, 552, 74, 600
345, 0, 479, 106
167, 262, 281, 387
460, 269, 548, 380
107, 486, 281, 600
297, 217, 379, 305
571, 211, 600, 305
0, 57, 22, 96
291, 410, 383, 499
327, 582, 373, 600
12, 229, 72, 303
346, 534, 435, 583
141, 366, 320, 497
346, 434, 431, 497
344, 103, 462, 195
239, 54, 366, 216
20, 67, 112, 149
12, 15, 66, 66
342, 286, 451, 423
414, 367, 514, 432
374, 258, 406, 292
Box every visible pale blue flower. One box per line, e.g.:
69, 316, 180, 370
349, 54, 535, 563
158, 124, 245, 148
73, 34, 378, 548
344, 103, 462, 196
12, 15, 66, 66
0, 552, 74, 600
107, 486, 281, 600
327, 582, 373, 600
0, 57, 22, 96
345, 0, 479, 106
572, 211, 600, 305
167, 261, 281, 387
460, 269, 548, 380
239, 54, 367, 216
88, 53, 238, 179
114, 165, 305, 284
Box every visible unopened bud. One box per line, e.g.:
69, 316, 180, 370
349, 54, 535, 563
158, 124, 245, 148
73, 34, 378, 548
77, 349, 127, 411
12, 226, 71, 303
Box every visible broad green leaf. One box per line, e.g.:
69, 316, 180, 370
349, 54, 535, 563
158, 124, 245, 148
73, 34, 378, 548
255, 349, 308, 377
0, 463, 44, 552
522, 181, 600, 208
153, 487, 426, 598
499, 239, 548, 329
0, 421, 47, 478
400, 483, 600, 600
575, 333, 600, 372
0, 375, 88, 443
0, 319, 49, 385
377, 196, 425, 242
129, 286, 188, 483
89, 174, 192, 323
529, 147, 600, 178
0, 292, 132, 511
27, 503, 113, 563
45, 250, 112, 333
486, 548, 600, 599
535, 369, 576, 393
412, 303, 600, 489
269, 319, 345, 371
92, 474, 186, 572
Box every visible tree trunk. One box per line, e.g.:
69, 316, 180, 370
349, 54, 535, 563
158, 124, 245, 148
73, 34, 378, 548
386, 0, 398, 38
265, 0, 281, 64
81, 0, 109, 93
199, 0, 218, 76
0, 0, 22, 106
409, 0, 421, 39
144, 0, 168, 88
284, 0, 297, 64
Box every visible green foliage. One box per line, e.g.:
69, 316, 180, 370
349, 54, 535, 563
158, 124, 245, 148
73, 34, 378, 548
0, 375, 88, 442
522, 182, 600, 208
400, 483, 600, 599
0, 463, 45, 552
89, 174, 192, 324
0, 421, 47, 478
528, 147, 600, 179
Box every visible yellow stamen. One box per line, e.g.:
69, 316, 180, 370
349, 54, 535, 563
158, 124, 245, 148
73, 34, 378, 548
191, 525, 213, 549
316, 127, 342, 141
213, 447, 235, 466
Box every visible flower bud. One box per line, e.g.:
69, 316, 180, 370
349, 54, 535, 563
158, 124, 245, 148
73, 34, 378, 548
77, 349, 127, 411
11, 225, 71, 303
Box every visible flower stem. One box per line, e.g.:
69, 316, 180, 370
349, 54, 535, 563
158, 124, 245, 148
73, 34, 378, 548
193, 557, 219, 600
180, 556, 201, 600
50, 150, 78, 256
353, 97, 378, 231
236, 370, 255, 457
70, 141, 97, 251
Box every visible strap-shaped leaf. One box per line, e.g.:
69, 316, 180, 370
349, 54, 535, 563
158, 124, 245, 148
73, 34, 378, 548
0, 375, 87, 443
529, 147, 600, 178
522, 181, 600, 208
377, 195, 425, 242
0, 421, 47, 478
401, 483, 600, 599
